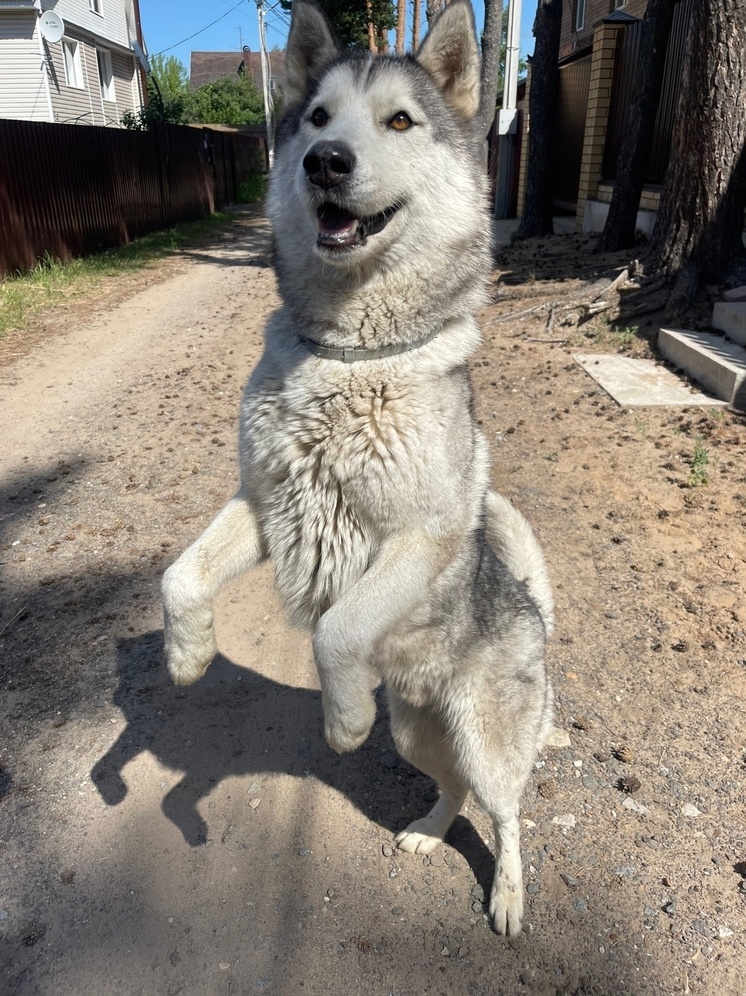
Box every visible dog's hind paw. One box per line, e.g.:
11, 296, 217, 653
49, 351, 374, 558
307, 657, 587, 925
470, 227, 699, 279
394, 822, 445, 855
489, 880, 524, 937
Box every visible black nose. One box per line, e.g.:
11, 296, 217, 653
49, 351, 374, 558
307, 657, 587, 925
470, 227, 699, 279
303, 142, 356, 190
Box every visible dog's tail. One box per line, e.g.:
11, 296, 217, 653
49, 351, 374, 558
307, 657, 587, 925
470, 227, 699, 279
484, 491, 554, 637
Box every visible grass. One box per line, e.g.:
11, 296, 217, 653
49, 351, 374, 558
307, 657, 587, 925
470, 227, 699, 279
0, 211, 232, 337
612, 324, 639, 348
687, 437, 711, 487
236, 172, 267, 204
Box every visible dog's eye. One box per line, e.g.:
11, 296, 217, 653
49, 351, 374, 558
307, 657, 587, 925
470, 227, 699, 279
311, 107, 329, 128
388, 111, 413, 132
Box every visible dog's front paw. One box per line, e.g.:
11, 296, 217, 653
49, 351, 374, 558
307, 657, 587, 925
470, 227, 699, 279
323, 691, 376, 753
164, 605, 217, 686
489, 876, 524, 937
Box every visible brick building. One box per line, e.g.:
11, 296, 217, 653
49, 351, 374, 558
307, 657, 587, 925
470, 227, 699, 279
516, 0, 693, 233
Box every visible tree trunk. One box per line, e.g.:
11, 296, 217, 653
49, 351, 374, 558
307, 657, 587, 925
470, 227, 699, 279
395, 0, 406, 54
479, 0, 504, 142
513, 0, 562, 240
596, 0, 678, 253
426, 0, 444, 26
366, 0, 377, 53
648, 0, 746, 291
412, 0, 421, 48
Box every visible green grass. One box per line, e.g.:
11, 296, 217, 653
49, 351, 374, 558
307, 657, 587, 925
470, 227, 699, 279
612, 324, 639, 348
0, 212, 232, 337
236, 173, 267, 204
687, 437, 710, 487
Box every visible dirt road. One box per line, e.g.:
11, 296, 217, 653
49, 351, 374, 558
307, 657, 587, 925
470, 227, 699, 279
1, 211, 745, 996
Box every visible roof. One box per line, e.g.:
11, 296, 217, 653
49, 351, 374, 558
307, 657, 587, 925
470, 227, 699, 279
189, 50, 286, 93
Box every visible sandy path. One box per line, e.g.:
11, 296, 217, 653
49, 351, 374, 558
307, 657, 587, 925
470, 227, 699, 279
1, 212, 745, 996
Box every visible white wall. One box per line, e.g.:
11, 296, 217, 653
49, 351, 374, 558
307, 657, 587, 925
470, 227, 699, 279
0, 12, 51, 122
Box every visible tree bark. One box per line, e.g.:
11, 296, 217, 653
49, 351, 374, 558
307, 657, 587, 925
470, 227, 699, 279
647, 0, 746, 290
426, 0, 444, 27
513, 0, 562, 240
479, 0, 504, 141
412, 0, 421, 48
395, 0, 406, 54
366, 0, 377, 53
596, 0, 678, 252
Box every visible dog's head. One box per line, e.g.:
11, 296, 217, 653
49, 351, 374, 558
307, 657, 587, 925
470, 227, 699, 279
268, 1, 488, 283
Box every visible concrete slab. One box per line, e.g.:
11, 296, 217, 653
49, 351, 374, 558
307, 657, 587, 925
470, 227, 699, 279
723, 285, 746, 303
573, 353, 728, 408
657, 328, 746, 409
712, 301, 746, 346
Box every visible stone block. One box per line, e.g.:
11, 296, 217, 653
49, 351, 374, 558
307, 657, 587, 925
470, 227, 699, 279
658, 328, 746, 409
712, 302, 746, 346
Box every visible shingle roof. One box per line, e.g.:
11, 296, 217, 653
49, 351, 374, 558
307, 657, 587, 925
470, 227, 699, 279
189, 49, 286, 94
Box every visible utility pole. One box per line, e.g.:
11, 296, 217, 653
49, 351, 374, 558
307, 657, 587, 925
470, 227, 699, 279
254, 0, 275, 168
495, 0, 522, 218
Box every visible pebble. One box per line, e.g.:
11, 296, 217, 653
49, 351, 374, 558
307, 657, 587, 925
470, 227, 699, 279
458, 946, 468, 958
247, 782, 261, 794
682, 803, 704, 818
718, 926, 734, 939
249, 799, 260, 810
380, 752, 399, 769
581, 773, 597, 790
391, 906, 403, 916
297, 847, 311, 857
560, 874, 578, 888
663, 900, 677, 915
0, 910, 7, 921
389, 867, 399, 878
692, 919, 710, 937
552, 813, 576, 828
441, 946, 450, 957
382, 843, 393, 857
572, 898, 588, 913
470, 884, 484, 902
471, 899, 484, 913
622, 797, 648, 815
545, 729, 571, 748
526, 883, 541, 895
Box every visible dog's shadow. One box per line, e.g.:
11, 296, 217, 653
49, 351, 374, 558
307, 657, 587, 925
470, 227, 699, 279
91, 632, 494, 894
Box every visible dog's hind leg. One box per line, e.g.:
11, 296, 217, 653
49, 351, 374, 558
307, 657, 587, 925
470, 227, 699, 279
162, 491, 266, 685
388, 692, 467, 855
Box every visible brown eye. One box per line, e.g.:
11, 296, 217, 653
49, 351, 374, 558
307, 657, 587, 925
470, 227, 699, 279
311, 107, 329, 128
389, 111, 413, 132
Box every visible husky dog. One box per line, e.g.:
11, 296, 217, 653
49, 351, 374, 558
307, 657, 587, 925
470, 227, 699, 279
162, 0, 553, 935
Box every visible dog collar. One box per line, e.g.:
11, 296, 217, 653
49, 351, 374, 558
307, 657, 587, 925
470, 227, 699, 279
298, 327, 441, 363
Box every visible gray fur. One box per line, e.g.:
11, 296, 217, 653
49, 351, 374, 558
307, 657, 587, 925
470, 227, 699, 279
162, 1, 553, 937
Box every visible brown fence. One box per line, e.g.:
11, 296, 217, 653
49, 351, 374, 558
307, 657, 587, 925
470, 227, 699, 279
553, 54, 592, 210
602, 0, 693, 185
0, 119, 267, 277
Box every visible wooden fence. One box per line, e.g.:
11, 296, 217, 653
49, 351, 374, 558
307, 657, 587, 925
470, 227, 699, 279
0, 119, 266, 277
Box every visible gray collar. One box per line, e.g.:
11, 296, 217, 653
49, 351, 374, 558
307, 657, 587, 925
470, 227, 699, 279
298, 327, 441, 363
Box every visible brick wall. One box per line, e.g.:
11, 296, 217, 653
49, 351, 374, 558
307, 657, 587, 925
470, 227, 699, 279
560, 0, 649, 61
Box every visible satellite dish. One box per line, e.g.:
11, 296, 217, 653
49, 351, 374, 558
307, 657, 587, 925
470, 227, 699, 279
39, 11, 65, 45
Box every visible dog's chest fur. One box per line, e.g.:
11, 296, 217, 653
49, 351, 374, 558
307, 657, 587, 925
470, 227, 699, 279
242, 361, 443, 629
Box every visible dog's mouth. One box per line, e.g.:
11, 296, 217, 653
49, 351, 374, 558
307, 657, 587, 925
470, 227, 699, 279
316, 202, 400, 251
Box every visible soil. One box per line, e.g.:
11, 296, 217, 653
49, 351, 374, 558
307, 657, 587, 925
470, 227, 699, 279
1, 209, 745, 996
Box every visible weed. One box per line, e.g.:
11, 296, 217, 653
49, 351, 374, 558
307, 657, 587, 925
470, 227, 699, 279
236, 173, 267, 204
0, 212, 231, 337
612, 325, 639, 347
687, 437, 710, 487
545, 451, 559, 462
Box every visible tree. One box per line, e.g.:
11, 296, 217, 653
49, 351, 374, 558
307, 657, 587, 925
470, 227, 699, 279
187, 76, 265, 127
596, 0, 677, 253
395, 0, 406, 54
279, 0, 395, 50
149, 54, 189, 104
647, 0, 746, 304
512, 0, 562, 239
479, 0, 504, 140
412, 0, 422, 48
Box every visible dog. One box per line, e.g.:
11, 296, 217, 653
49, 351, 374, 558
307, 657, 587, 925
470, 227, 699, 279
161, 0, 554, 936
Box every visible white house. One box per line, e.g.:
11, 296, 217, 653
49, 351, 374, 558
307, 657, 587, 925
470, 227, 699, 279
0, 0, 145, 126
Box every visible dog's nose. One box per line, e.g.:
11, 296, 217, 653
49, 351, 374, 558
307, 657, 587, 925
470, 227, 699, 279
303, 142, 356, 189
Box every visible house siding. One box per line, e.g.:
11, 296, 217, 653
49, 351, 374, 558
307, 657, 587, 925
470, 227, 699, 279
111, 48, 138, 118
46, 33, 98, 125
0, 11, 51, 122
54, 0, 133, 49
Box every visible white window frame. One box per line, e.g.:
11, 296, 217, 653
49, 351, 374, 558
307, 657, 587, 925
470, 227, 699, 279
614, 0, 628, 8
575, 0, 586, 31
97, 48, 115, 102
89, 0, 103, 15
62, 37, 84, 90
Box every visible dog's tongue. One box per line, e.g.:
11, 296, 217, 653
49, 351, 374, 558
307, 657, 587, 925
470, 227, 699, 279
317, 203, 359, 247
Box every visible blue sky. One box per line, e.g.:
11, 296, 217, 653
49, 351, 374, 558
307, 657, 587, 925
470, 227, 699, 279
140, 1, 537, 73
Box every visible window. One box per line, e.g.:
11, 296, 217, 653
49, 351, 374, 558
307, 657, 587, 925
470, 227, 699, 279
89, 0, 102, 14
62, 38, 84, 89
614, 0, 628, 8
97, 49, 115, 102
575, 0, 586, 31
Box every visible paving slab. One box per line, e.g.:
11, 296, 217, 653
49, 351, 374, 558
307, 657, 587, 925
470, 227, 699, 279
657, 327, 746, 409
712, 301, 746, 345
573, 353, 729, 407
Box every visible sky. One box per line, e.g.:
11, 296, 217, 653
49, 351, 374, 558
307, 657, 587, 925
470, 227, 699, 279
140, 0, 537, 75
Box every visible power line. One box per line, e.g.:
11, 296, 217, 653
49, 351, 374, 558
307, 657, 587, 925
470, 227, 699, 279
154, 0, 248, 56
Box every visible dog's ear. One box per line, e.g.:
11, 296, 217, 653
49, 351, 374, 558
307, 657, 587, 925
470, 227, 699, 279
285, 1, 339, 108
416, 1, 481, 120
